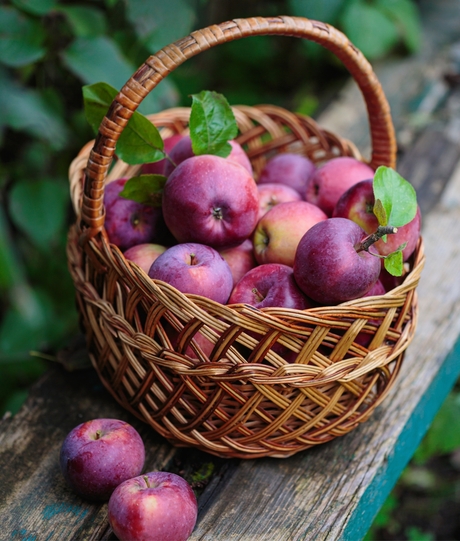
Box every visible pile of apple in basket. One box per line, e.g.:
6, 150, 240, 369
88, 86, 420, 325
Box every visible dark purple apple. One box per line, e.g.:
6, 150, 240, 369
162, 154, 259, 249
293, 217, 381, 305
104, 178, 165, 251
253, 200, 327, 267
164, 136, 253, 177
141, 134, 185, 175
305, 156, 375, 216
124, 243, 167, 274
228, 263, 313, 310
59, 418, 145, 501
257, 153, 316, 198
108, 471, 198, 541
256, 182, 302, 220
219, 238, 257, 286
148, 242, 234, 304
333, 178, 422, 261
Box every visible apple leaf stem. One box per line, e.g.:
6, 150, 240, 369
355, 225, 398, 253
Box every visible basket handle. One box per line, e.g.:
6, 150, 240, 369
80, 16, 396, 243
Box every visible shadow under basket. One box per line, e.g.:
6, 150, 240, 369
67, 16, 425, 459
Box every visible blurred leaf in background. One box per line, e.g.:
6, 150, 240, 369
0, 0, 198, 416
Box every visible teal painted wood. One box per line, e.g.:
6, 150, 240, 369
342, 336, 460, 541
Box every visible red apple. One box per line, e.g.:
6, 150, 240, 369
148, 242, 234, 304
257, 153, 316, 198
124, 243, 167, 274
293, 217, 381, 305
219, 238, 257, 286
253, 200, 327, 267
141, 134, 186, 175
256, 182, 302, 220
104, 178, 167, 251
228, 263, 313, 310
59, 418, 145, 501
305, 156, 375, 216
333, 178, 422, 261
164, 136, 253, 176
108, 471, 198, 541
162, 154, 259, 250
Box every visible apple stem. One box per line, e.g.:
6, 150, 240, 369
355, 225, 398, 253
252, 287, 265, 303
95, 430, 102, 440
189, 253, 197, 265
143, 475, 150, 488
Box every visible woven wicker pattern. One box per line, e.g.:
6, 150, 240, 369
67, 17, 424, 458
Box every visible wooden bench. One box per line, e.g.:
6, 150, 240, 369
2, 2, 460, 539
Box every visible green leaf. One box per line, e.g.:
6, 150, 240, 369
189, 90, 238, 157
0, 7, 46, 67
83, 82, 165, 164
11, 0, 58, 16
58, 6, 107, 38
0, 207, 22, 290
124, 0, 196, 54
0, 74, 69, 148
82, 81, 118, 133
118, 113, 165, 165
120, 174, 167, 206
8, 179, 69, 250
63, 36, 170, 115
340, 0, 399, 60
375, 0, 422, 53
62, 36, 136, 90
373, 166, 417, 228
0, 286, 53, 355
383, 249, 403, 276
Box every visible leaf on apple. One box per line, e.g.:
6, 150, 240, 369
373, 166, 417, 228
384, 248, 404, 276
83, 82, 164, 165
119, 174, 167, 207
189, 90, 238, 158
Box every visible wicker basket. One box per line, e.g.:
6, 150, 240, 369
67, 16, 425, 459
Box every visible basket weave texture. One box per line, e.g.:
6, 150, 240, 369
67, 16, 425, 459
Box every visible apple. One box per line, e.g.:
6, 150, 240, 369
333, 178, 422, 261
148, 242, 234, 304
162, 154, 259, 250
108, 471, 198, 541
305, 156, 375, 216
228, 263, 313, 310
124, 243, 167, 274
253, 200, 327, 267
293, 217, 381, 305
256, 182, 302, 220
257, 153, 316, 198
104, 178, 166, 251
219, 238, 257, 286
363, 278, 386, 297
141, 134, 186, 175
164, 136, 253, 176
59, 418, 145, 501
